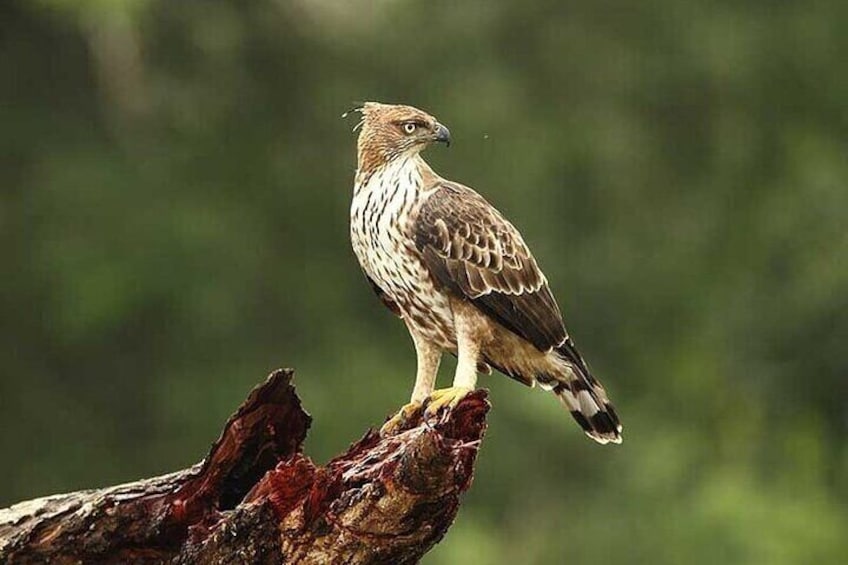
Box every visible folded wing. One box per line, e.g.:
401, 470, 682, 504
414, 181, 567, 352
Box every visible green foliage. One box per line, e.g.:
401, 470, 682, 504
2, 1, 846, 562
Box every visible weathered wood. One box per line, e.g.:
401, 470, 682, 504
0, 369, 490, 564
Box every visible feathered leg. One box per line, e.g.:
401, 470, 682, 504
425, 299, 479, 415
409, 330, 442, 403
380, 327, 441, 436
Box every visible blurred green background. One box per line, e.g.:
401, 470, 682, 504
2, 1, 847, 563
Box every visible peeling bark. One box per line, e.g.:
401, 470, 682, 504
0, 369, 490, 564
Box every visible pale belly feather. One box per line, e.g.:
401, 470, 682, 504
351, 158, 456, 350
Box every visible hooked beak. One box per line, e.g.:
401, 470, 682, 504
433, 123, 451, 147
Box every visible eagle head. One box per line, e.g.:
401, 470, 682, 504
354, 102, 450, 173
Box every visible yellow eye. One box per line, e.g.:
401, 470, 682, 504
403, 122, 417, 134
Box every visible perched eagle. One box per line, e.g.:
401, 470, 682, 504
350, 102, 622, 444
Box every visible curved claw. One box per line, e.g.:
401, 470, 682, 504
424, 386, 474, 417
380, 401, 424, 437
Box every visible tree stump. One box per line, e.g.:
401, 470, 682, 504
0, 369, 490, 564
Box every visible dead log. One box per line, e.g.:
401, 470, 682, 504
0, 369, 489, 564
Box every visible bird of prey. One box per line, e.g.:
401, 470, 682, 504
349, 102, 622, 444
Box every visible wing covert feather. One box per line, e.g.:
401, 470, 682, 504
415, 182, 567, 351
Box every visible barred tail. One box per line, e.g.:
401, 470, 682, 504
540, 338, 622, 445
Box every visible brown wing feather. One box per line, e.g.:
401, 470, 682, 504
415, 181, 567, 351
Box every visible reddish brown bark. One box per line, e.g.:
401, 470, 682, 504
0, 369, 489, 564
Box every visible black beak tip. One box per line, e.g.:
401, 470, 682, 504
435, 123, 451, 147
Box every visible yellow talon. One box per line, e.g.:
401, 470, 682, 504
424, 386, 474, 417
380, 401, 424, 436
